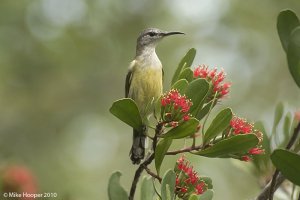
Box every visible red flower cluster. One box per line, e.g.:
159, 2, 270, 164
2, 166, 38, 200
175, 156, 207, 198
193, 64, 231, 98
229, 116, 265, 161
230, 116, 253, 134
161, 89, 192, 127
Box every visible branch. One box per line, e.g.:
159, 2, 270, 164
144, 166, 162, 182
285, 121, 300, 150
257, 121, 300, 200
165, 145, 202, 155
129, 123, 163, 200
256, 173, 286, 200
268, 121, 300, 199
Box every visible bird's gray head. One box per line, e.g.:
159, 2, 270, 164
136, 28, 184, 52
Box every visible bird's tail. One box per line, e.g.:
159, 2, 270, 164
130, 125, 147, 164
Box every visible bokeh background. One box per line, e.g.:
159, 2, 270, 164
0, 0, 300, 199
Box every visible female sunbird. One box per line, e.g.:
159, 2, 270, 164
125, 28, 184, 164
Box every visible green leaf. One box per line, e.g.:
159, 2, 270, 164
199, 190, 214, 200
188, 194, 198, 200
194, 134, 259, 158
199, 177, 213, 189
203, 108, 233, 144
109, 98, 143, 130
272, 102, 284, 134
171, 79, 189, 93
271, 149, 300, 186
196, 100, 216, 121
277, 9, 300, 52
283, 112, 292, 137
161, 169, 176, 200
287, 26, 300, 88
172, 48, 196, 85
141, 176, 155, 200
185, 79, 209, 116
108, 171, 128, 200
155, 138, 173, 175
177, 68, 194, 82
281, 112, 292, 148
274, 102, 284, 127
162, 118, 199, 139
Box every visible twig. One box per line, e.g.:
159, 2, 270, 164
257, 121, 300, 200
286, 122, 300, 150
144, 166, 162, 182
268, 122, 300, 200
256, 173, 285, 200
268, 170, 280, 200
128, 123, 163, 200
165, 145, 202, 155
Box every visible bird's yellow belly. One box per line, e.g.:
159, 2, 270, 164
129, 67, 162, 117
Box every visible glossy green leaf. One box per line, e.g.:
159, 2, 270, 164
110, 98, 143, 130
185, 79, 209, 116
196, 100, 216, 121
162, 118, 199, 139
141, 176, 155, 200
155, 138, 173, 175
161, 169, 176, 200
271, 149, 300, 186
188, 194, 198, 200
199, 190, 214, 200
287, 27, 300, 88
177, 68, 194, 82
171, 79, 189, 93
277, 10, 300, 52
194, 134, 259, 157
203, 108, 232, 144
172, 48, 196, 85
108, 171, 128, 200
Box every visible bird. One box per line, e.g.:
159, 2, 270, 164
125, 28, 184, 164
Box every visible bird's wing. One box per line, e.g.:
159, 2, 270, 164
125, 70, 132, 98
125, 60, 136, 98
162, 68, 164, 82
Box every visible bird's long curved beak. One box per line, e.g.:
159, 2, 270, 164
163, 31, 185, 36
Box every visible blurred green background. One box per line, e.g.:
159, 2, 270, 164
0, 0, 299, 199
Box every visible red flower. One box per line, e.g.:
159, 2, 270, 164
241, 155, 252, 162
161, 89, 193, 124
183, 115, 190, 121
175, 156, 207, 198
195, 182, 205, 195
249, 147, 264, 155
230, 116, 253, 134
170, 121, 179, 128
193, 65, 231, 98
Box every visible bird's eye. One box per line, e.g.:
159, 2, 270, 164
148, 32, 156, 37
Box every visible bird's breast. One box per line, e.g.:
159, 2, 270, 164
129, 65, 163, 116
